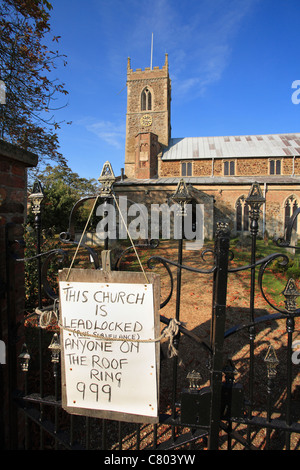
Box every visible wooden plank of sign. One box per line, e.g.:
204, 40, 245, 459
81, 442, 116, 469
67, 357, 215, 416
58, 268, 160, 423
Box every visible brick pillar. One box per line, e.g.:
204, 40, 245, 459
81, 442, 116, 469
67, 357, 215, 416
134, 132, 161, 179
0, 140, 38, 449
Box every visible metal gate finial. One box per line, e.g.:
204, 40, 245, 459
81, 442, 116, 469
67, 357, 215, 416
264, 345, 279, 378
282, 278, 300, 314
170, 178, 191, 213
98, 161, 116, 196
246, 182, 265, 220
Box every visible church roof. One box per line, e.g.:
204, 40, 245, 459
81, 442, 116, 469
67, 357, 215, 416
115, 175, 300, 186
162, 133, 300, 160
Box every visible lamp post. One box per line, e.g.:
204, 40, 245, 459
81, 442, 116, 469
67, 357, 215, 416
28, 180, 44, 308
245, 181, 266, 321
48, 333, 61, 448
18, 343, 30, 449
28, 180, 44, 216
29, 180, 45, 440
48, 333, 61, 395
169, 179, 192, 422
246, 181, 266, 320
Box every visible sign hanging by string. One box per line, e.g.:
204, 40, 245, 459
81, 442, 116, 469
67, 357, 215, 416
58, 268, 160, 423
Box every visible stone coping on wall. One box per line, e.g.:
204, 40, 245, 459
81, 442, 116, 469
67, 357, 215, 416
0, 139, 38, 167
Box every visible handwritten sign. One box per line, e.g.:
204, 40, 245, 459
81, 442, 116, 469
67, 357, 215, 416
58, 268, 160, 423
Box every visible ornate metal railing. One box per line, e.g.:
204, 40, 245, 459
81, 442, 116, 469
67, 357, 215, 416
8, 164, 300, 450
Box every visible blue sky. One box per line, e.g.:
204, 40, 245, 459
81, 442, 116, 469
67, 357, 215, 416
47, 0, 300, 181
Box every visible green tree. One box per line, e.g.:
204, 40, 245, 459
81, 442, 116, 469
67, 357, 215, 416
28, 165, 100, 233
0, 0, 69, 165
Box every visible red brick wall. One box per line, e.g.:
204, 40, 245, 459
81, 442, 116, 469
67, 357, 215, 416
134, 133, 161, 179
0, 140, 37, 449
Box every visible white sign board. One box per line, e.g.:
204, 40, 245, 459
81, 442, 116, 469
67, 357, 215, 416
59, 269, 160, 423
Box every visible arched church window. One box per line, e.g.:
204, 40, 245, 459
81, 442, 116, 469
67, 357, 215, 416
236, 196, 249, 232
141, 87, 152, 111
284, 195, 298, 232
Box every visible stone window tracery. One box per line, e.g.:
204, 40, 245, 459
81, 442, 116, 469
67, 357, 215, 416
141, 87, 152, 111
284, 195, 298, 232
236, 196, 249, 232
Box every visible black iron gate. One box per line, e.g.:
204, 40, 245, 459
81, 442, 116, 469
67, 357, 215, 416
4, 169, 300, 450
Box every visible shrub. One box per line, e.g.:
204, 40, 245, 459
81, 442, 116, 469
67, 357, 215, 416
286, 259, 300, 279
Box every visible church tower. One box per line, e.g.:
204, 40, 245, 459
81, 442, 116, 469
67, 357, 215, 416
124, 54, 171, 178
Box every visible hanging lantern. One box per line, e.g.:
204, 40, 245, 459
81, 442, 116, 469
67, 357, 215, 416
19, 344, 30, 372
28, 180, 44, 215
170, 179, 191, 214
48, 333, 61, 363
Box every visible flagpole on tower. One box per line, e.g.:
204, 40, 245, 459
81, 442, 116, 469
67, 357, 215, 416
150, 32, 153, 70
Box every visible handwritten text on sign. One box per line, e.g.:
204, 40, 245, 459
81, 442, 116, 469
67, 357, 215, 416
59, 280, 158, 419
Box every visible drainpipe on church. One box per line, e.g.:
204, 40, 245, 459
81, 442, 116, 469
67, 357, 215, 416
292, 155, 295, 177
263, 182, 267, 237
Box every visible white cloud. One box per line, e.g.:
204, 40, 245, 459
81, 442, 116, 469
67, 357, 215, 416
85, 120, 125, 149
157, 0, 259, 99
94, 0, 259, 100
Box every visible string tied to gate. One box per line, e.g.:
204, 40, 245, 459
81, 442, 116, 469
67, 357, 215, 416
161, 318, 183, 362
65, 195, 100, 281
34, 305, 183, 361
34, 296, 185, 365
111, 192, 149, 283
65, 192, 149, 284
35, 300, 59, 329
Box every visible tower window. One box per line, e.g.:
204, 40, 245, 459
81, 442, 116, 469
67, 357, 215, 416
141, 87, 152, 111
270, 159, 281, 175
181, 162, 192, 176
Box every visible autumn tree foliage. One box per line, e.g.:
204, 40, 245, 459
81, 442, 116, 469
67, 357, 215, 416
0, 0, 69, 165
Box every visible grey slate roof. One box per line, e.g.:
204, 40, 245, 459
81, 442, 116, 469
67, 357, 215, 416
115, 175, 300, 186
162, 133, 300, 160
